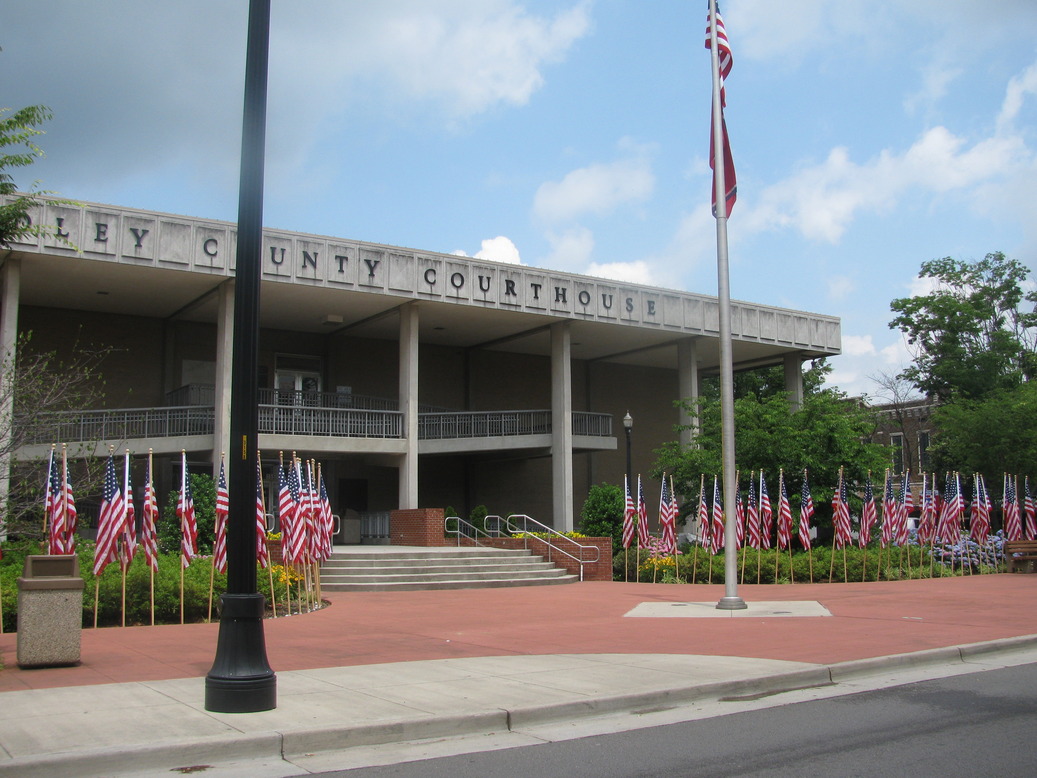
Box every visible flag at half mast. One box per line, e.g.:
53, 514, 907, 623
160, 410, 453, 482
705, 1, 736, 217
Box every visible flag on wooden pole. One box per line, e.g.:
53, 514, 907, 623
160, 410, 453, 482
798, 471, 814, 550
213, 456, 229, 575
622, 474, 636, 550
94, 452, 127, 577
178, 451, 198, 569
659, 473, 677, 554
637, 475, 650, 547
141, 451, 159, 573
776, 470, 793, 550
859, 473, 876, 547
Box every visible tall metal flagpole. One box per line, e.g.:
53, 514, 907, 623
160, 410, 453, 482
708, 0, 746, 610
205, 0, 277, 712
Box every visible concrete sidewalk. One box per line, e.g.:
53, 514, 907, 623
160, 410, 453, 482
0, 575, 1034, 775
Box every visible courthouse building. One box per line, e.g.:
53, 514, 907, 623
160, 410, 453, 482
0, 199, 841, 535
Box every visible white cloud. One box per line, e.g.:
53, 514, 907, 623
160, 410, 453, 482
586, 261, 655, 286
742, 126, 1028, 243
474, 236, 522, 264
842, 335, 876, 357
827, 275, 855, 301
998, 60, 1037, 132
543, 227, 595, 270
533, 154, 654, 224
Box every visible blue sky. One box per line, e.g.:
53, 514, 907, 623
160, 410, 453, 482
4, 0, 1036, 398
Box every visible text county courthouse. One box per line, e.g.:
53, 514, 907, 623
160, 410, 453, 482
1, 199, 841, 537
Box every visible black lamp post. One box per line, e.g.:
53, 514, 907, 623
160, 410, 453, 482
623, 411, 633, 481
204, 0, 276, 713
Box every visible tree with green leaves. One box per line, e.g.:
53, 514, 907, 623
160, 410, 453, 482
653, 370, 888, 538
0, 103, 60, 248
578, 482, 625, 552
889, 252, 1037, 402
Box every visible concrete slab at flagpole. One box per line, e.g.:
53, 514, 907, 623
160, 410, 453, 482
624, 600, 833, 618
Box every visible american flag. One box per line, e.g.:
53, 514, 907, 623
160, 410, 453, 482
305, 461, 320, 560
745, 473, 761, 549
917, 473, 936, 545
1003, 474, 1022, 541
62, 455, 78, 554
630, 475, 647, 547
278, 462, 296, 564
758, 472, 773, 549
637, 475, 650, 547
776, 471, 793, 550
213, 458, 229, 574
734, 477, 745, 549
896, 471, 912, 546
622, 475, 636, 550
971, 473, 991, 544
697, 477, 710, 550
94, 453, 126, 577
317, 467, 335, 561
119, 451, 136, 572
255, 459, 270, 569
1024, 477, 1037, 540
938, 472, 963, 544
45, 449, 64, 555
288, 459, 308, 563
832, 469, 853, 549
140, 454, 159, 573
705, 2, 736, 216
178, 452, 198, 569
710, 475, 725, 555
859, 474, 876, 547
880, 470, 896, 548
798, 471, 814, 550
658, 474, 677, 554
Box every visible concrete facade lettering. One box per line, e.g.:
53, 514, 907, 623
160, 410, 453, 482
15, 201, 841, 353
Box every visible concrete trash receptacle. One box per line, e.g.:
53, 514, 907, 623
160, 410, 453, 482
17, 554, 85, 668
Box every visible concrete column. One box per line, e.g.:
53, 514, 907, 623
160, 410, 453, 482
399, 303, 419, 509
0, 259, 21, 539
784, 353, 804, 409
677, 338, 700, 447
551, 321, 574, 532
213, 281, 234, 474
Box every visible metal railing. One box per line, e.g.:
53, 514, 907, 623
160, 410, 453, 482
420, 410, 551, 439
360, 511, 391, 541
488, 513, 600, 581
21, 406, 216, 445
573, 411, 612, 437
444, 515, 499, 547
27, 404, 610, 445
258, 404, 403, 438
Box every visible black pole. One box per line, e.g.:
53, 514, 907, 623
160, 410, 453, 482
205, 0, 276, 713
625, 422, 632, 482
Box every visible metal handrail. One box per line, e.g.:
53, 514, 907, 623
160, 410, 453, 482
444, 515, 500, 547
497, 513, 600, 581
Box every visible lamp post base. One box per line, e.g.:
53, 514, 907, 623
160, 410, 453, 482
715, 596, 748, 611
204, 593, 276, 712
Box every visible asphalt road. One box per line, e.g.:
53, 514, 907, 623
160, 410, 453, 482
319, 662, 1037, 778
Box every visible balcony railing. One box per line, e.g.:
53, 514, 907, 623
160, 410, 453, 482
25, 404, 611, 445
22, 406, 217, 445
258, 405, 402, 438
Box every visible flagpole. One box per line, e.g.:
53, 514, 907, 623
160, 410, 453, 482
708, 0, 745, 610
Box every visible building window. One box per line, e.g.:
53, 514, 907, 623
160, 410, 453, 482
918, 430, 931, 471
890, 433, 904, 474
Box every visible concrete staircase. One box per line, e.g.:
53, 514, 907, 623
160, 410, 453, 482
319, 546, 579, 591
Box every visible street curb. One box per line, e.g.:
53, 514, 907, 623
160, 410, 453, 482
504, 667, 834, 730
2, 636, 1034, 776
0, 731, 282, 778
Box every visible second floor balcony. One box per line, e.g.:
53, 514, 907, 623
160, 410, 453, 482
20, 386, 615, 456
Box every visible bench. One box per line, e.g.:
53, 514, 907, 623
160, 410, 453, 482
1005, 540, 1037, 573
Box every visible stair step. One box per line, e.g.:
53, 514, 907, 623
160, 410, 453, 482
321, 575, 580, 592
317, 545, 578, 591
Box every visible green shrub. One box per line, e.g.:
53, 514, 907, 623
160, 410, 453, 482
579, 483, 625, 553
158, 472, 217, 555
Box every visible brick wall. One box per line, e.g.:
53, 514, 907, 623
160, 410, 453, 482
390, 508, 448, 547
454, 535, 613, 581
